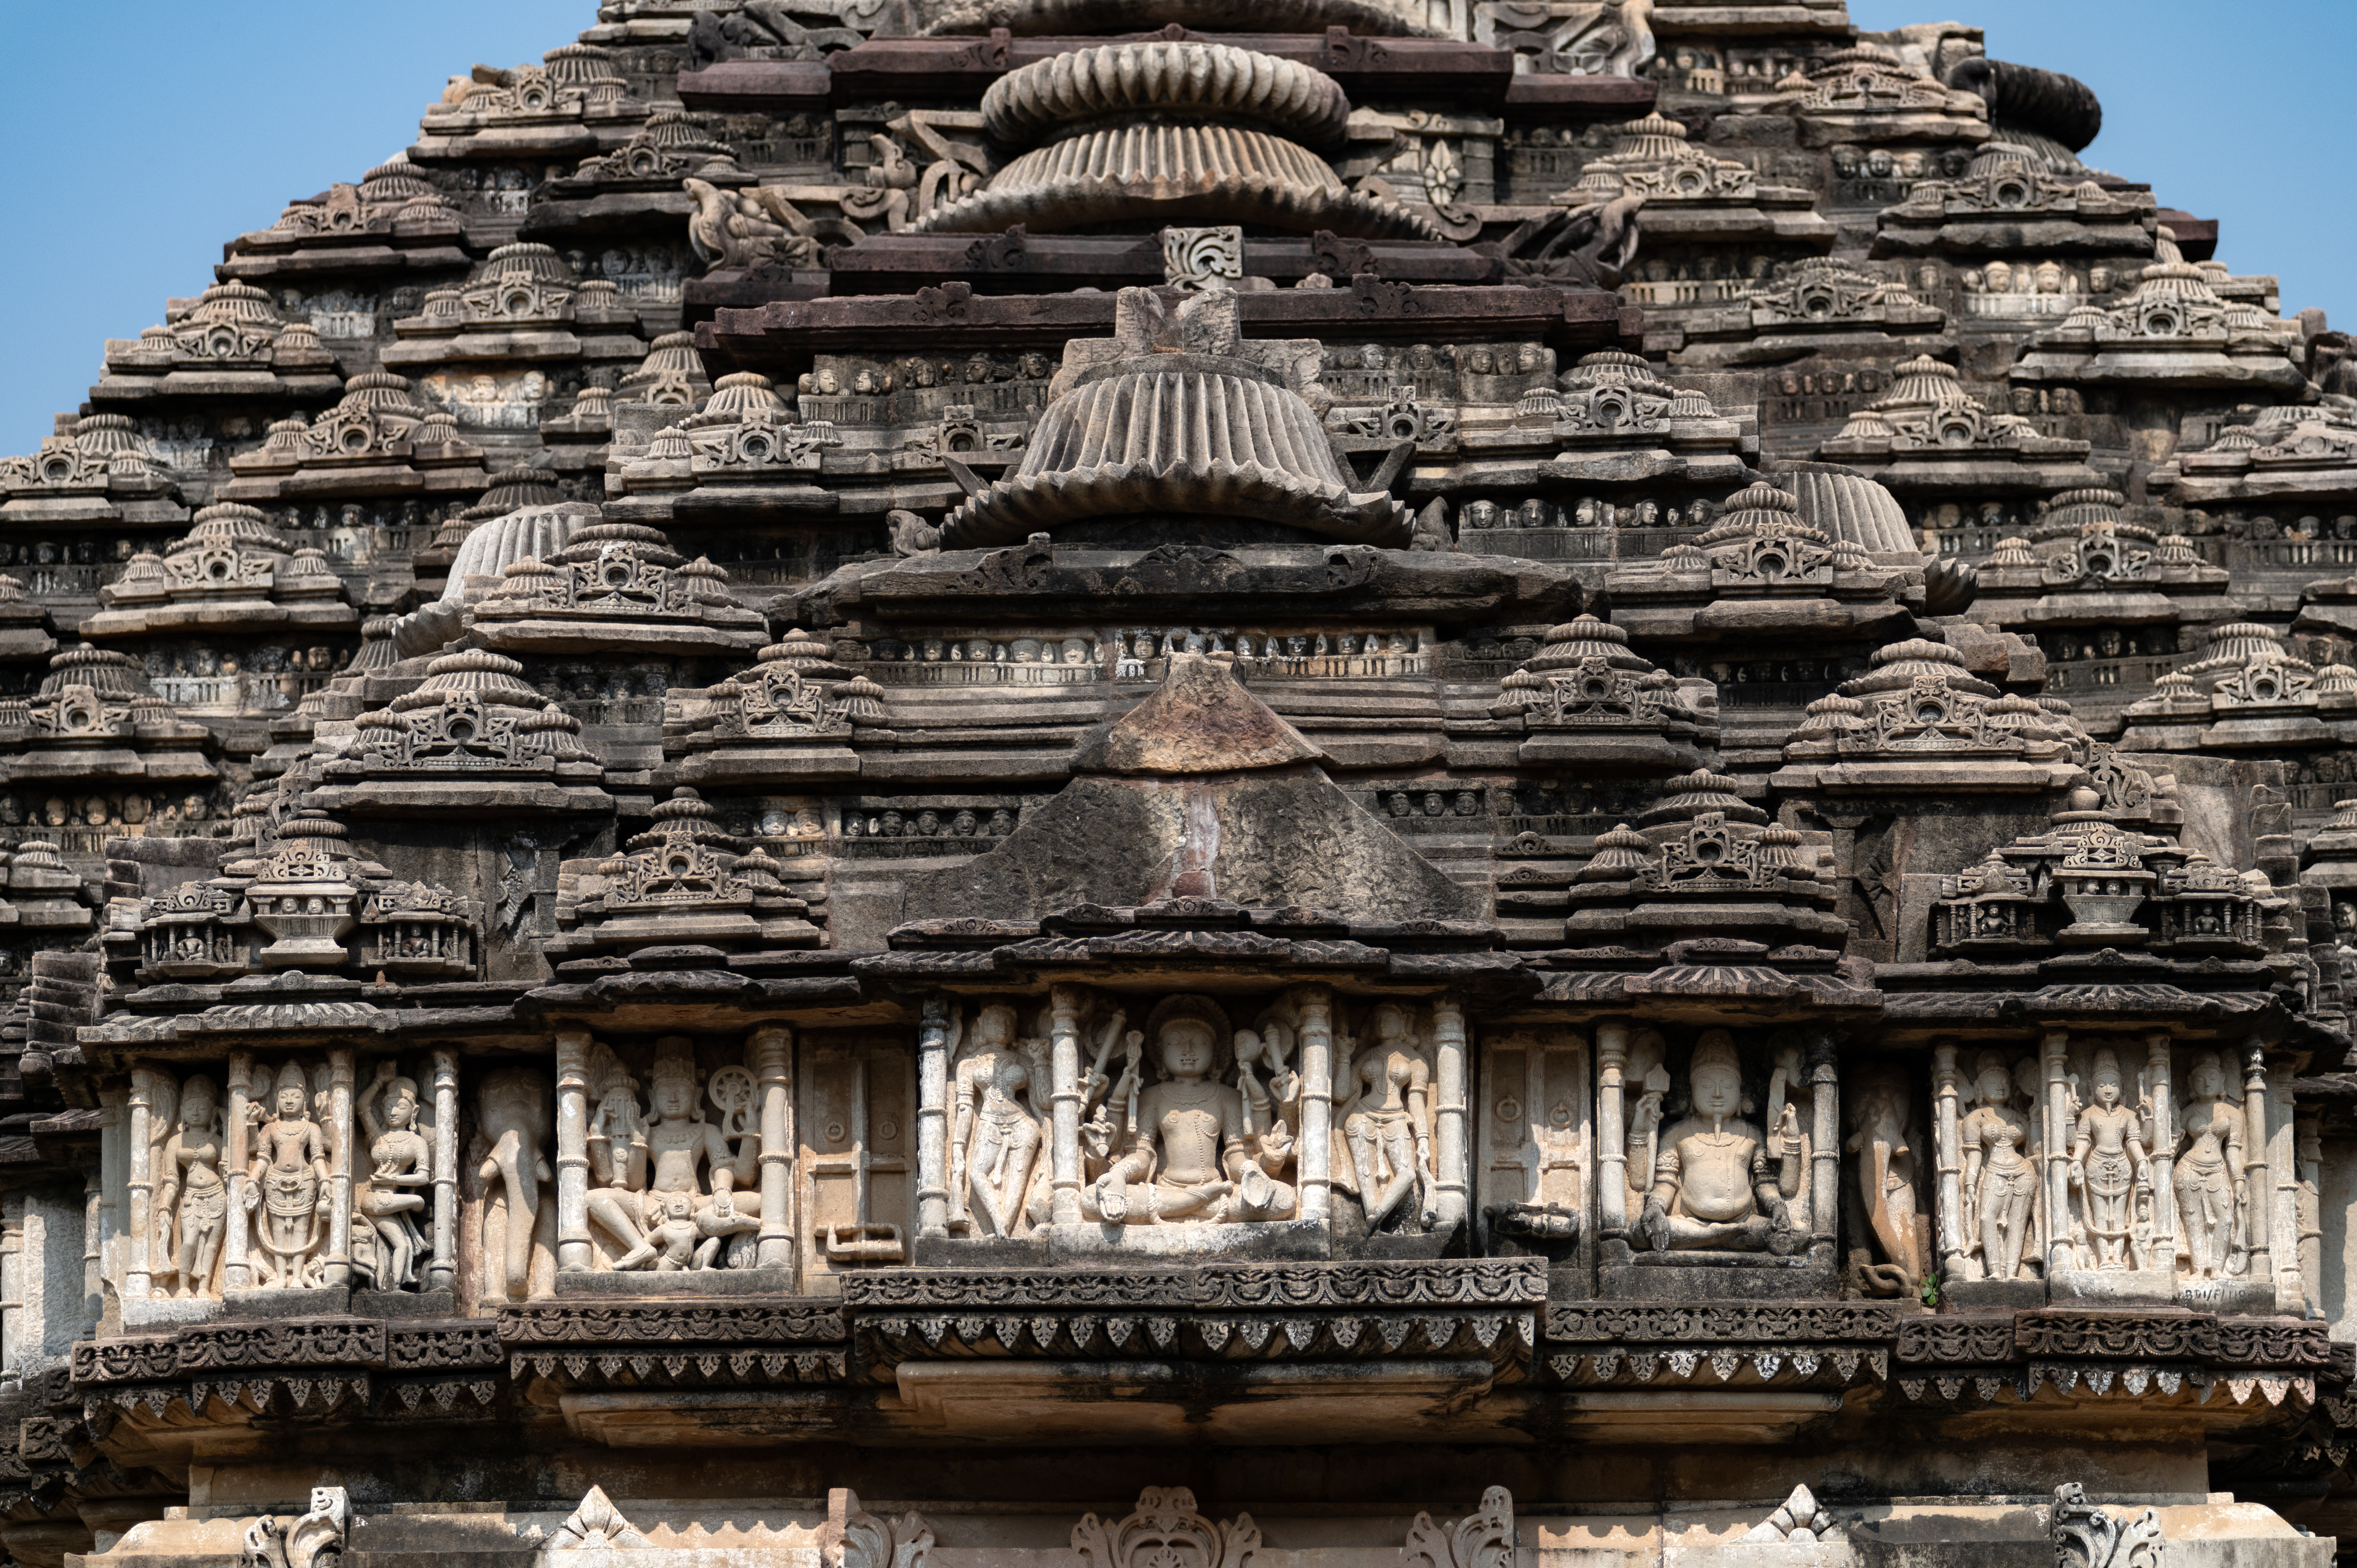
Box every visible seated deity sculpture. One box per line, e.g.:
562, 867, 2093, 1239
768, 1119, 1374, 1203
1634, 1031, 1802, 1255
585, 1037, 762, 1270
1080, 995, 1297, 1227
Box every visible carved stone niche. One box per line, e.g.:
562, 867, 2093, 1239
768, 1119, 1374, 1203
539, 1026, 914, 1296
1475, 1027, 1590, 1274
913, 984, 1472, 1261
1597, 1024, 1843, 1300
1991, 1029, 2283, 1314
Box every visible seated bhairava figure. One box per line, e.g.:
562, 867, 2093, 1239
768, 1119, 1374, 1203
1081, 994, 1297, 1227
1635, 1031, 1805, 1255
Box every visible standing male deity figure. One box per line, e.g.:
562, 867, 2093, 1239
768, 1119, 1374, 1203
2067, 1049, 2151, 1271
247, 1063, 330, 1288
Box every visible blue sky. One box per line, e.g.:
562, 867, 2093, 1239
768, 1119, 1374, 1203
0, 0, 2350, 454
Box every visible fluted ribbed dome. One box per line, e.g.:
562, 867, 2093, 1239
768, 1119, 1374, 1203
389, 649, 546, 712
181, 502, 290, 550
39, 645, 154, 698
185, 281, 279, 328
922, 0, 1437, 37
981, 42, 1350, 146
916, 41, 1438, 241
939, 288, 1409, 548
477, 242, 576, 283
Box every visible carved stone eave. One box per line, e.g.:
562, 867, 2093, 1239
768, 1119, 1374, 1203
1525, 943, 1885, 1026
857, 901, 1535, 1010
1871, 954, 2297, 1042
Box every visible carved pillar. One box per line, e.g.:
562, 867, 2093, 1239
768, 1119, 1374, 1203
2042, 1028, 2073, 1273
80, 1160, 102, 1338
2242, 1035, 2272, 1282
1806, 1031, 1840, 1252
1048, 985, 1083, 1226
1596, 1019, 1629, 1237
95, 1095, 124, 1301
0, 1205, 21, 1380
751, 1026, 794, 1270
2143, 1033, 2176, 1260
1293, 985, 1334, 1221
1931, 1040, 1965, 1282
224, 1054, 253, 1292
2270, 1065, 2298, 1307
428, 1050, 458, 1294
916, 995, 952, 1240
1429, 995, 1470, 1233
325, 1049, 354, 1288
125, 1068, 159, 1303
554, 1028, 593, 1272
2298, 1112, 2324, 1319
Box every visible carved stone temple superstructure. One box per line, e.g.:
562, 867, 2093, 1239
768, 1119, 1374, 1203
4, 5, 2357, 1568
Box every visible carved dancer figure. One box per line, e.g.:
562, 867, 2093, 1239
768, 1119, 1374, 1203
1960, 1051, 2040, 1281
949, 1003, 1047, 1238
155, 1075, 226, 1298
1339, 1003, 1434, 1233
586, 1038, 761, 1270
1636, 1031, 1801, 1254
1846, 1064, 1923, 1295
2171, 1050, 2248, 1280
1082, 995, 1296, 1227
246, 1062, 330, 1287
2067, 1049, 2150, 1271
356, 1062, 431, 1289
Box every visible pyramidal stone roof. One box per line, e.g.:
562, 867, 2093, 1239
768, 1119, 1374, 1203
0, 4, 2350, 1563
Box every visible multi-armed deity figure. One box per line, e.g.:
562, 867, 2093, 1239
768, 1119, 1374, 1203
1336, 1003, 1436, 1235
1635, 1032, 1804, 1255
2172, 1050, 2249, 1281
1081, 995, 1297, 1228
154, 1075, 226, 1299
355, 1062, 431, 1290
585, 1037, 762, 1270
2066, 1049, 2153, 1272
246, 1063, 330, 1288
1959, 1050, 2042, 1282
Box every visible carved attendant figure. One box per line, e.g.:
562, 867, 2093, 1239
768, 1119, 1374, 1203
1637, 1032, 1801, 1254
155, 1075, 226, 1299
356, 1063, 430, 1290
2067, 1049, 2150, 1271
475, 1067, 553, 1300
949, 1003, 1047, 1238
1845, 1065, 1923, 1295
1339, 1003, 1435, 1233
1083, 996, 1296, 1227
2171, 1050, 2248, 1280
246, 1062, 330, 1287
1959, 1051, 2040, 1281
